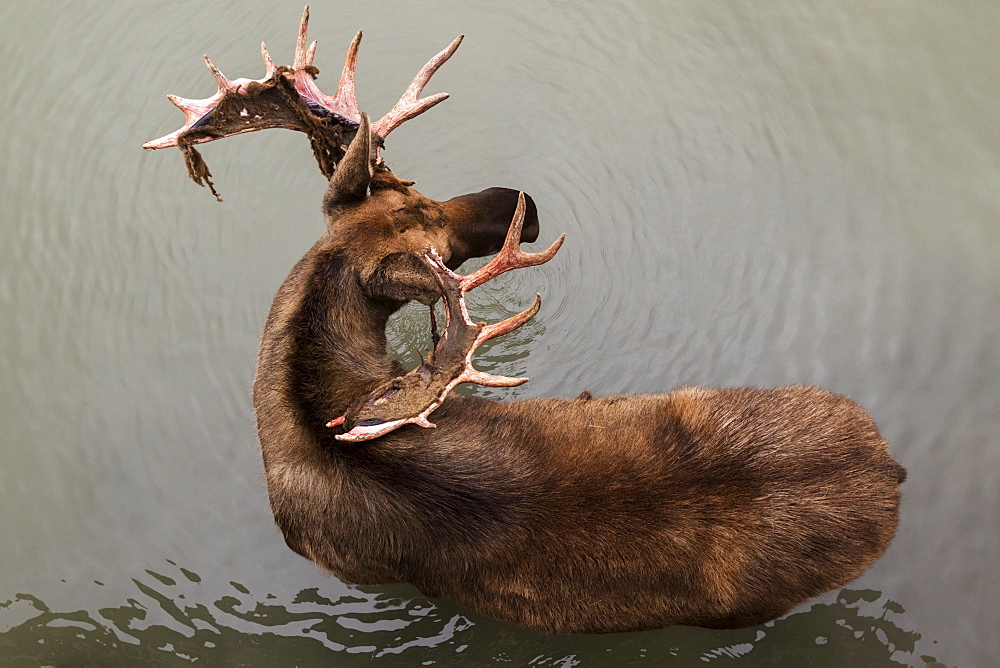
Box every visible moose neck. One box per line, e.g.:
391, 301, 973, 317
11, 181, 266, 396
256, 238, 404, 451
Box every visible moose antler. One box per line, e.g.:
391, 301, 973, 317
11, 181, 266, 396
328, 193, 565, 442
143, 6, 462, 196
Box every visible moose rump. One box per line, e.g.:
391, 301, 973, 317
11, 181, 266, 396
327, 386, 905, 633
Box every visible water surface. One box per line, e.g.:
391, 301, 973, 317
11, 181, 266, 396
3, 1, 998, 665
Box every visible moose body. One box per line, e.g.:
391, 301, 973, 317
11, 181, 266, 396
253, 167, 904, 633
146, 8, 905, 634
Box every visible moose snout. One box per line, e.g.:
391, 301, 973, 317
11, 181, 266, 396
445, 188, 540, 267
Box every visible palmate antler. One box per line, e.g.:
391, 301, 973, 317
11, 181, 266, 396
329, 193, 565, 442
142, 6, 462, 199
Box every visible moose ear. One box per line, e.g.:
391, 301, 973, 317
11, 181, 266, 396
324, 113, 375, 210
365, 252, 443, 306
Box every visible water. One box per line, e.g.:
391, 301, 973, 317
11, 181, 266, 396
2, 1, 997, 665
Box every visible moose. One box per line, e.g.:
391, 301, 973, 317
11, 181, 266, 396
144, 8, 906, 633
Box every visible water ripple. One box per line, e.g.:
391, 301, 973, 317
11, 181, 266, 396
0, 564, 940, 666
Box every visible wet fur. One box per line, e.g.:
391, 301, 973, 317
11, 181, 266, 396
254, 167, 905, 634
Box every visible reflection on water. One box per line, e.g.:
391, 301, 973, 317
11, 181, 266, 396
0, 563, 940, 666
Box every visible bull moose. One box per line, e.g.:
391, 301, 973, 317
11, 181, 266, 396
144, 7, 905, 633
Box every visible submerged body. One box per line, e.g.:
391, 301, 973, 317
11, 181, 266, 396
254, 216, 905, 633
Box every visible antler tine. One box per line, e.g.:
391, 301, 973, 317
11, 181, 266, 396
287, 10, 363, 128
478, 294, 542, 345
332, 31, 362, 120
204, 55, 234, 92
371, 34, 464, 139
261, 41, 276, 77
458, 369, 531, 388
294, 5, 313, 69
459, 193, 566, 293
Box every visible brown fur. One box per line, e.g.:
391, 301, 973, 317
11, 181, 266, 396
253, 145, 905, 633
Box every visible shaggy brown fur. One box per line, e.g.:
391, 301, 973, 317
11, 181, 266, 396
253, 123, 905, 633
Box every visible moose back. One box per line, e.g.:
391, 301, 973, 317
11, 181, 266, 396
144, 7, 905, 634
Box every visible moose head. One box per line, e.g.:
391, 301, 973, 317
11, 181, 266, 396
143, 5, 560, 432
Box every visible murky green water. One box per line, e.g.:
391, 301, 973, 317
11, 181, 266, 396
3, 1, 998, 665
